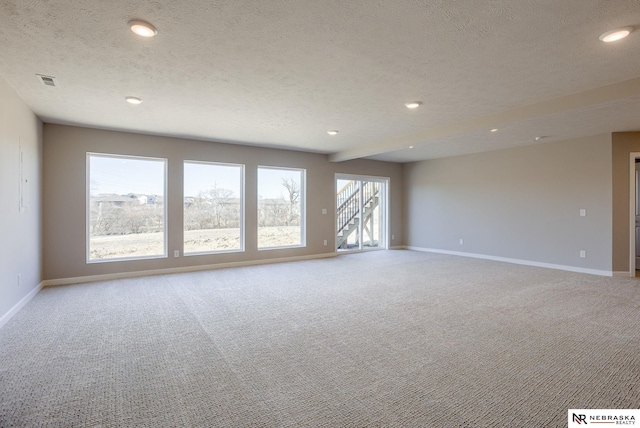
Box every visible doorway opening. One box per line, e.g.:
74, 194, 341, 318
336, 174, 389, 252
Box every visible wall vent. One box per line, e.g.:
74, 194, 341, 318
36, 74, 58, 87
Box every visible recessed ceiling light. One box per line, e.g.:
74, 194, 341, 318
327, 130, 339, 136
409, 146, 414, 149
490, 128, 498, 133
125, 96, 143, 104
534, 136, 546, 142
405, 101, 422, 109
129, 20, 158, 37
599, 27, 633, 42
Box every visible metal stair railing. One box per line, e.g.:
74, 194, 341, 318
336, 180, 380, 248
337, 180, 359, 238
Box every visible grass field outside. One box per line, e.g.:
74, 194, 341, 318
90, 226, 302, 260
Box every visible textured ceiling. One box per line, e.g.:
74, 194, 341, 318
0, 0, 639, 162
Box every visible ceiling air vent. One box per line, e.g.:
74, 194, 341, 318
36, 74, 58, 87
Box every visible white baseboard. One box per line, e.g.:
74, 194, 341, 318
42, 252, 338, 287
0, 282, 43, 330
406, 246, 613, 277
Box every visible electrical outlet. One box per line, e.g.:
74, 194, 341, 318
322, 208, 327, 214
580, 209, 586, 217
174, 250, 179, 257
580, 250, 586, 258
392, 234, 395, 240
17, 274, 21, 287
323, 240, 327, 246
459, 238, 464, 245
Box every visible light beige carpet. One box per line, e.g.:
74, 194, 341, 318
1, 250, 639, 427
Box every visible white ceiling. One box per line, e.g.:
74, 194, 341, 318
1, 0, 639, 162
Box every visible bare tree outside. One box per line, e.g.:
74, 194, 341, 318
258, 167, 304, 248
281, 177, 300, 225
183, 163, 243, 254
184, 184, 238, 231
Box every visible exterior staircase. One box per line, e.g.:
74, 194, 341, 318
336, 180, 380, 249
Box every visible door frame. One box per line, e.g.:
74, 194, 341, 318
335, 173, 390, 252
628, 153, 640, 276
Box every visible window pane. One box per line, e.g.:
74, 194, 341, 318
258, 167, 305, 249
88, 154, 166, 261
184, 162, 243, 254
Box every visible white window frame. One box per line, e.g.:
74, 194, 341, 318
183, 160, 245, 256
86, 152, 168, 263
257, 165, 306, 250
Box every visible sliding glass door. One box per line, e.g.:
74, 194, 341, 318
336, 175, 388, 251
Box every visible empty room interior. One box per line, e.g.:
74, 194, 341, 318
1, 1, 640, 426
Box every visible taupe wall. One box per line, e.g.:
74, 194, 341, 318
0, 77, 42, 322
403, 134, 612, 272
611, 132, 640, 273
43, 124, 403, 281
